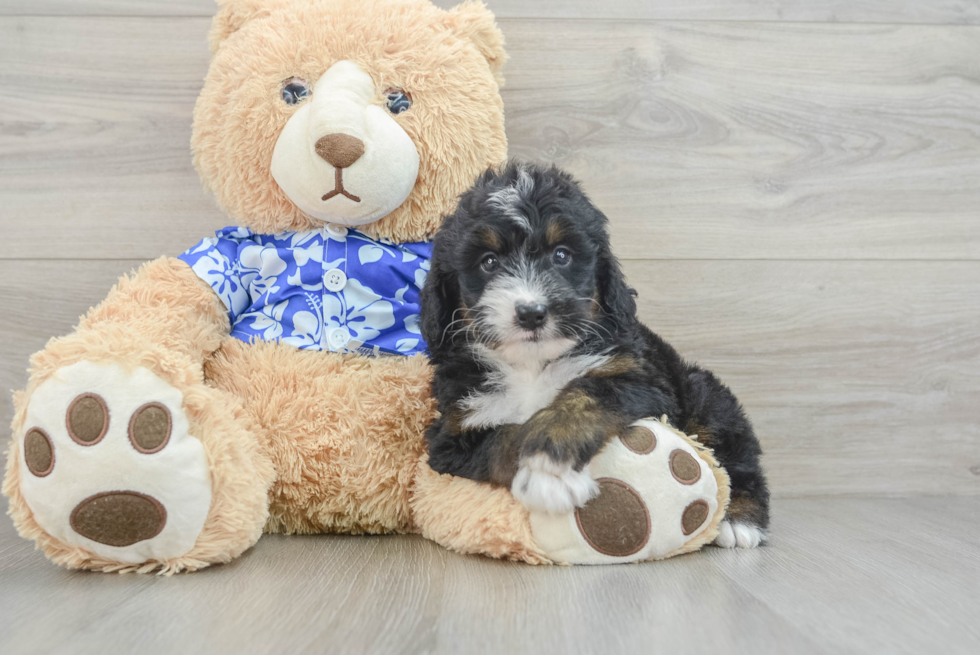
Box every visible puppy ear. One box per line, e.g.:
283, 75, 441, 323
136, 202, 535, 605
596, 247, 638, 326
420, 246, 462, 358
209, 0, 285, 53
443, 1, 508, 87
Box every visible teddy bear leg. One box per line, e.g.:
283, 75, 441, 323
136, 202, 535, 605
5, 360, 274, 573
526, 417, 731, 564
3, 258, 275, 572
412, 453, 551, 564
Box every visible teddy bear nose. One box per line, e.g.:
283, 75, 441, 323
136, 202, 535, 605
315, 133, 365, 169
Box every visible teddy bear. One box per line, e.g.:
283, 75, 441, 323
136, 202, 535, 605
3, 0, 728, 573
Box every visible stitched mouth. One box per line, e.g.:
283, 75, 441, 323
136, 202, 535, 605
322, 168, 361, 203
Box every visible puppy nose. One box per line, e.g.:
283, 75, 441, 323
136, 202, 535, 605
516, 304, 549, 330
315, 133, 365, 169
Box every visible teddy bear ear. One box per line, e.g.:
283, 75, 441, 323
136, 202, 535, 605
443, 1, 508, 87
209, 0, 286, 54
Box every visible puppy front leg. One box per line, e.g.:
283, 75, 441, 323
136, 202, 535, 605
507, 389, 619, 513
512, 371, 677, 514
425, 411, 525, 485
426, 402, 607, 513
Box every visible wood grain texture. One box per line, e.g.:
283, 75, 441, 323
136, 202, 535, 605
0, 260, 145, 434
625, 259, 980, 497
2, 17, 979, 260
2, 6, 978, 651
1, 497, 977, 655
3, 260, 978, 497
4, 0, 979, 25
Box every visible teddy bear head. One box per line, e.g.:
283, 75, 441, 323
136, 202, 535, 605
193, 0, 508, 242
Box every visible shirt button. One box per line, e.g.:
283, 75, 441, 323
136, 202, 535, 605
326, 224, 348, 238
328, 327, 351, 351
324, 268, 347, 292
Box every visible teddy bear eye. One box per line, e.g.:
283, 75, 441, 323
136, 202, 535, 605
281, 77, 311, 106
385, 88, 412, 115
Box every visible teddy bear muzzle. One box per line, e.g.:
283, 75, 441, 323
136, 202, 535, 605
270, 60, 420, 227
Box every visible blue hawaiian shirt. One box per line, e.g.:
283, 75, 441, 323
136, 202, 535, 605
178, 225, 432, 356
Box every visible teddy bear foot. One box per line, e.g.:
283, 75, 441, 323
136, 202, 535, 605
17, 361, 212, 565
525, 417, 730, 564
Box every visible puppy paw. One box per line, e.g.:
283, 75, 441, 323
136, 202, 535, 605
511, 453, 599, 514
713, 520, 766, 549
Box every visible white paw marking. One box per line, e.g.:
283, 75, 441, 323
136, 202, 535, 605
512, 453, 599, 514
714, 520, 766, 549
19, 361, 212, 564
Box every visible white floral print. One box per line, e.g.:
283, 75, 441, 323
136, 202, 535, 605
179, 226, 432, 356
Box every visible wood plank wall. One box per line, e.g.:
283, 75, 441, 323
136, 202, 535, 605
1, 0, 978, 497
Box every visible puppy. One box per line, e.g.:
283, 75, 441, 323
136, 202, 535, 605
420, 162, 770, 548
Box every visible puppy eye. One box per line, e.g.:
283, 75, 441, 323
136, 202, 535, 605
385, 88, 412, 114
552, 247, 572, 267
480, 253, 499, 273
281, 77, 311, 106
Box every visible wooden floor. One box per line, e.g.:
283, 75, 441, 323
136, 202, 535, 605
1, 496, 977, 655
1, 1, 978, 653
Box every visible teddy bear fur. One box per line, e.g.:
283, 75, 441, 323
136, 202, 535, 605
4, 0, 512, 573
4, 0, 727, 573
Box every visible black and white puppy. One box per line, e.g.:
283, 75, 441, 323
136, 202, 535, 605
420, 162, 770, 548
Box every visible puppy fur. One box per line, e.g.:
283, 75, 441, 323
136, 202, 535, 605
421, 162, 770, 546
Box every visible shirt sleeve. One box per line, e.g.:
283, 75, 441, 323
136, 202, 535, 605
177, 227, 254, 323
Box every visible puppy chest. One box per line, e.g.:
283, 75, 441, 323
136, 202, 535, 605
460, 354, 610, 428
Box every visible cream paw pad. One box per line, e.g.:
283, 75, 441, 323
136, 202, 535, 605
528, 417, 730, 564
18, 361, 212, 564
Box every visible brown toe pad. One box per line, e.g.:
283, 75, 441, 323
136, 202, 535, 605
670, 449, 702, 485
128, 402, 172, 454
621, 426, 657, 454
681, 500, 710, 536
575, 478, 651, 557
24, 428, 55, 477
70, 491, 167, 547
66, 393, 109, 446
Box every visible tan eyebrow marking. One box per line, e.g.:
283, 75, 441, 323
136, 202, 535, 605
479, 228, 502, 251
545, 220, 564, 246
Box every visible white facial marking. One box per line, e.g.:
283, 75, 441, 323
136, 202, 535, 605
461, 346, 611, 429
475, 256, 563, 348
270, 60, 420, 226
487, 166, 534, 231
511, 453, 599, 514
713, 520, 766, 549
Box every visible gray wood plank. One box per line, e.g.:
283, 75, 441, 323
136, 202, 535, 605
0, 260, 144, 435
2, 17, 979, 261
626, 259, 980, 497
715, 496, 980, 654
3, 0, 978, 25
505, 20, 980, 261
3, 259, 978, 498
1, 497, 977, 655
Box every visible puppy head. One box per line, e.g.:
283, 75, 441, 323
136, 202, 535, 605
422, 161, 636, 363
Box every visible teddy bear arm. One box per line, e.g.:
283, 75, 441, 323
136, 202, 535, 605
19, 257, 229, 390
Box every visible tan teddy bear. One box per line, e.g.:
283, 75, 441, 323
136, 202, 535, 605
4, 0, 727, 573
